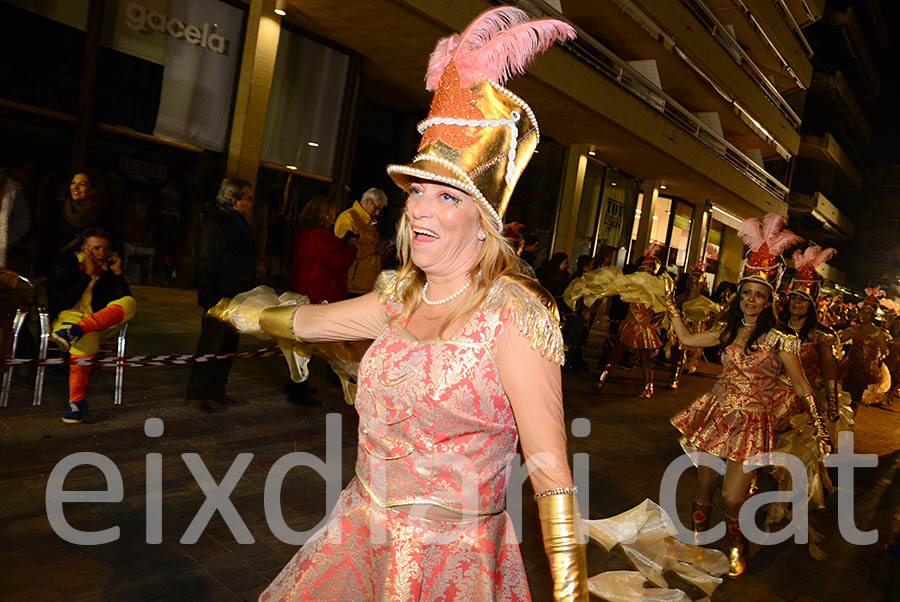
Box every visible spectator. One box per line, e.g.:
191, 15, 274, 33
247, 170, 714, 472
0, 161, 31, 269
40, 170, 112, 273
185, 178, 257, 412
290, 196, 358, 304
49, 227, 136, 424
712, 280, 737, 306
334, 187, 388, 295
520, 234, 540, 268
536, 251, 570, 301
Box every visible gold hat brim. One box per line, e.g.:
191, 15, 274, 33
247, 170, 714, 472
387, 157, 503, 231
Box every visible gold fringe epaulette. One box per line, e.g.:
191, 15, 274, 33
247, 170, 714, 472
374, 270, 405, 304
765, 327, 801, 354
482, 275, 565, 364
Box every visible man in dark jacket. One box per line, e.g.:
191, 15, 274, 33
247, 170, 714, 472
49, 227, 136, 423
185, 178, 257, 411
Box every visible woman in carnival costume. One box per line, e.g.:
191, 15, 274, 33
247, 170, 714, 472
667, 262, 719, 389
667, 214, 832, 577
593, 244, 669, 398
217, 8, 588, 600
839, 287, 892, 410
764, 245, 853, 549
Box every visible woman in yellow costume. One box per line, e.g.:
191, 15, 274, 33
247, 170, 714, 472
593, 244, 669, 398
667, 262, 719, 389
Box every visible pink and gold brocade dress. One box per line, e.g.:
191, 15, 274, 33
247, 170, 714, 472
617, 303, 662, 350
260, 271, 565, 602
670, 328, 803, 463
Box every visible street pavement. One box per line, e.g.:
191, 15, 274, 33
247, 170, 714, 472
0, 285, 898, 601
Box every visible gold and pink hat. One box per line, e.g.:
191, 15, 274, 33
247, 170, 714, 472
736, 213, 802, 291
386, 7, 575, 230
785, 245, 836, 302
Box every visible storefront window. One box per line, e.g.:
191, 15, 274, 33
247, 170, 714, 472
649, 195, 671, 247
96, 0, 246, 151
260, 29, 350, 177
667, 201, 693, 269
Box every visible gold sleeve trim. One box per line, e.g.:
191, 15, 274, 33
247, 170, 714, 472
765, 328, 801, 355
374, 270, 402, 304
483, 275, 565, 365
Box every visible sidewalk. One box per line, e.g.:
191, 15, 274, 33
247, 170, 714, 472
0, 285, 898, 601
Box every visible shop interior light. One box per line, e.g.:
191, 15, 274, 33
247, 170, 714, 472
307, 141, 319, 147
588, 149, 596, 156
274, 0, 287, 16
286, 165, 298, 170
660, 184, 667, 190
611, 182, 617, 186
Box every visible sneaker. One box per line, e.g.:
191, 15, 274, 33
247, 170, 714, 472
52, 325, 84, 352
62, 399, 88, 424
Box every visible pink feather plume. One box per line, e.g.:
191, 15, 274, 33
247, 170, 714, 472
736, 214, 800, 253
425, 6, 576, 91
792, 245, 836, 270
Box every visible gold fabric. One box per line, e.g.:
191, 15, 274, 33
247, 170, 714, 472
536, 492, 588, 601
585, 499, 728, 601
563, 266, 674, 313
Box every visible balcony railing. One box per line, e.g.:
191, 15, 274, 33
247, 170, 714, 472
679, 0, 803, 126
497, 0, 790, 202
772, 0, 815, 57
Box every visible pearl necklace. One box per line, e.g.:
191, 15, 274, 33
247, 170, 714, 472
741, 317, 757, 327
422, 273, 478, 305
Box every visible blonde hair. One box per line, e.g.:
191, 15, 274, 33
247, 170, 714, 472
392, 200, 530, 336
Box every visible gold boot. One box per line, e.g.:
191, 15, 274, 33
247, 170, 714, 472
724, 513, 748, 577
639, 368, 654, 398
668, 360, 682, 390
594, 365, 611, 391
691, 500, 713, 534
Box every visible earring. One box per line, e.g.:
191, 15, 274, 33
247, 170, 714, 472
477, 232, 486, 241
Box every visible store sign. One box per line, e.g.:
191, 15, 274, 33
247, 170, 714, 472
124, 2, 228, 54
604, 199, 624, 227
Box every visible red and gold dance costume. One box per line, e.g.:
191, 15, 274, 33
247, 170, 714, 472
839, 287, 891, 409
595, 246, 667, 399
670, 214, 830, 577
672, 326, 804, 461
259, 273, 569, 601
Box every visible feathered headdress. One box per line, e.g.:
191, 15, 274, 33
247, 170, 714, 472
387, 7, 575, 230
785, 245, 836, 301
736, 213, 802, 291
860, 286, 886, 309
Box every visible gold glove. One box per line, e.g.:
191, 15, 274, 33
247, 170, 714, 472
259, 304, 300, 340
206, 297, 232, 322
536, 490, 588, 602
823, 379, 839, 422
802, 393, 831, 457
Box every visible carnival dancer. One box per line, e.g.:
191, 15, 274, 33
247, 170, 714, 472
594, 244, 668, 398
217, 8, 587, 600
838, 287, 891, 410
764, 245, 853, 543
667, 263, 719, 389
779, 246, 843, 424
667, 214, 831, 577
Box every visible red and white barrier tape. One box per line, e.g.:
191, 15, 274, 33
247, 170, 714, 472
0, 346, 281, 368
